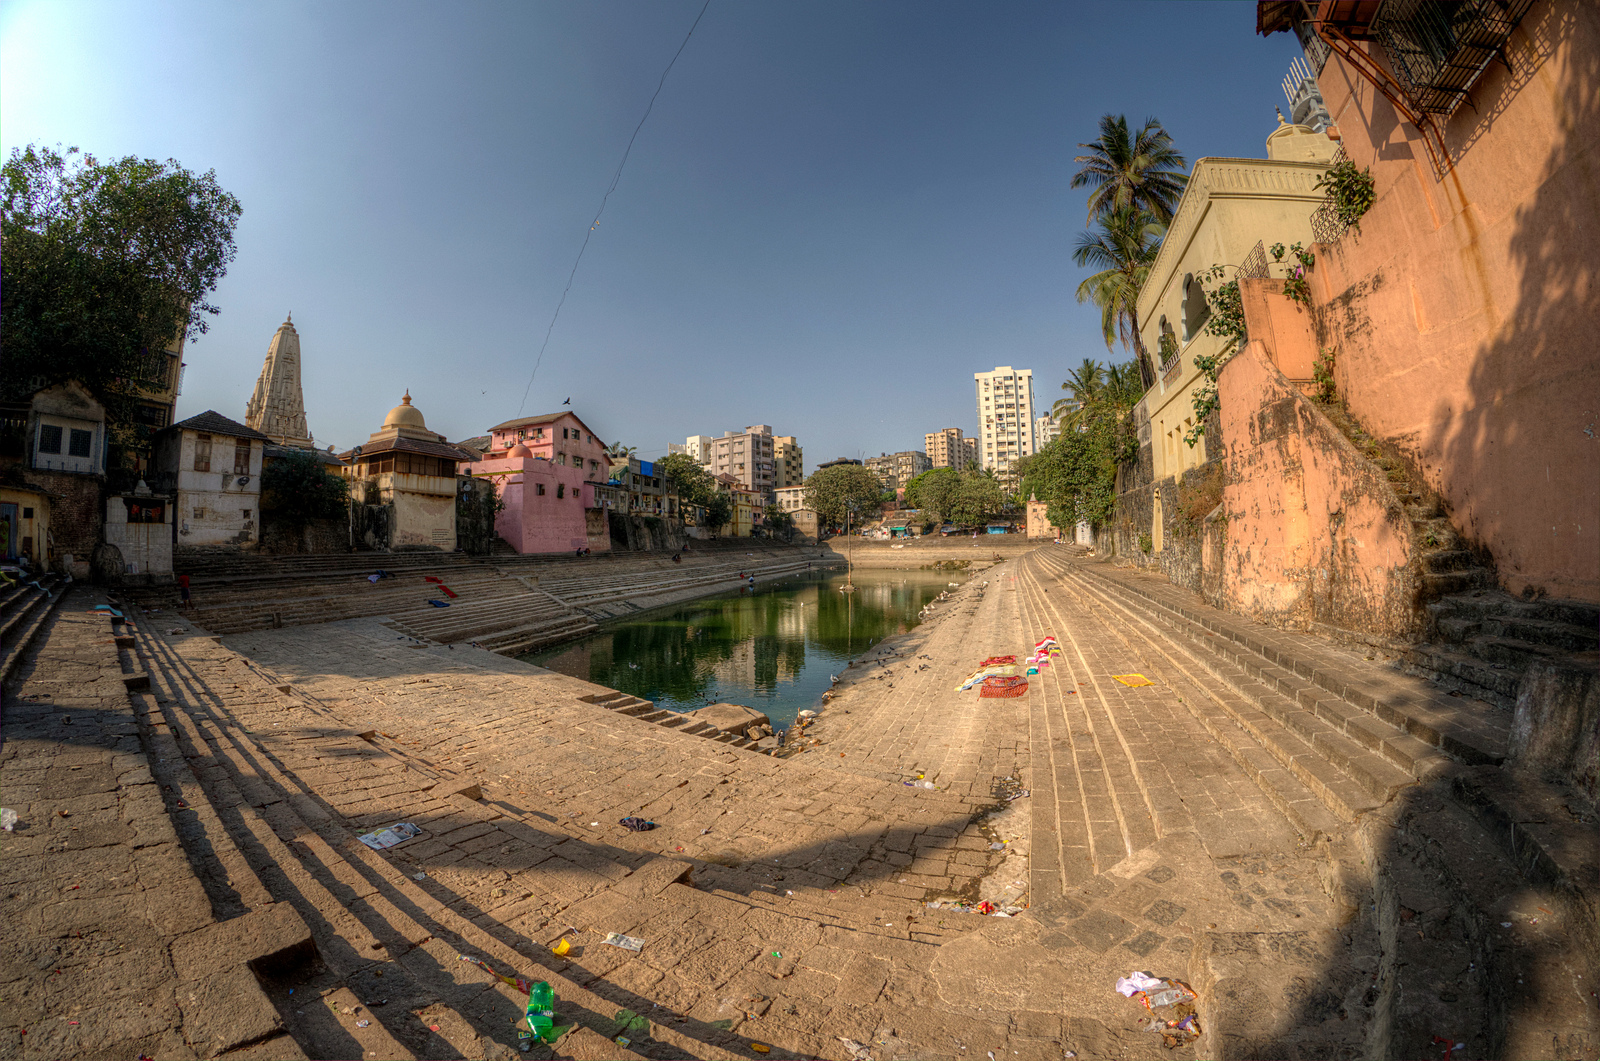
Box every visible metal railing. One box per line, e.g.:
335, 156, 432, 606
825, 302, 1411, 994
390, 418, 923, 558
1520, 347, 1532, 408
1309, 146, 1353, 244
1372, 0, 1536, 116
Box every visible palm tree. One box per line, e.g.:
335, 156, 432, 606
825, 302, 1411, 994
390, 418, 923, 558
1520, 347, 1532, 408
1052, 358, 1106, 431
1073, 205, 1163, 358
606, 443, 637, 460
1072, 114, 1189, 225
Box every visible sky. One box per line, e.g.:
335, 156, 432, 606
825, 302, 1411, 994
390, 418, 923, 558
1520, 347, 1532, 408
1, 0, 1302, 464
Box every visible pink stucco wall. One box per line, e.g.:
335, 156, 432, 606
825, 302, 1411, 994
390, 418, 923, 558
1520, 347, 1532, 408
468, 454, 602, 555
1306, 2, 1600, 601
1219, 341, 1419, 637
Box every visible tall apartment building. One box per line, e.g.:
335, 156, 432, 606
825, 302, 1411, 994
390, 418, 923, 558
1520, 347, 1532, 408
670, 434, 715, 463
864, 450, 932, 491
1035, 413, 1060, 447
974, 367, 1037, 482
705, 425, 776, 504
774, 435, 804, 488
924, 427, 977, 470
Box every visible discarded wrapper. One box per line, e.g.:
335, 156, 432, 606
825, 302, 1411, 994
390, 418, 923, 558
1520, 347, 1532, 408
602, 932, 645, 952
1112, 673, 1155, 688
839, 1037, 874, 1060
357, 822, 422, 850
551, 938, 571, 956
618, 816, 656, 832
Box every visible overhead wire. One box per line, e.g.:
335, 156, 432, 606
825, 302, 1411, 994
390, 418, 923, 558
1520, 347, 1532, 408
516, 0, 713, 417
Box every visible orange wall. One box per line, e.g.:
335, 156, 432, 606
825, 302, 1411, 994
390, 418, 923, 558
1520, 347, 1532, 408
1218, 341, 1418, 636
1307, 1, 1599, 601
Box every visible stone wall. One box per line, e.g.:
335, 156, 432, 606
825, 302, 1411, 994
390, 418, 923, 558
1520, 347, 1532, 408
260, 516, 349, 555
607, 511, 685, 553
1217, 340, 1419, 638
28, 469, 102, 562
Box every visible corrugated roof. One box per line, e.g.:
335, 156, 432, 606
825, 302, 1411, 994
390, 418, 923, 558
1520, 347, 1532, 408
167, 410, 271, 441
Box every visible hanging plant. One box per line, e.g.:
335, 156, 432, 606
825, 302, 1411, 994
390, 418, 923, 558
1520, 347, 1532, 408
1314, 159, 1377, 232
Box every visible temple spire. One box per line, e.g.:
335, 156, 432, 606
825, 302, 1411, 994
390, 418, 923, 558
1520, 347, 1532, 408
245, 315, 315, 448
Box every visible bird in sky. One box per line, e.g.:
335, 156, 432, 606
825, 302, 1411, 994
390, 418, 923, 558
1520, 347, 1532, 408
563, 397, 571, 405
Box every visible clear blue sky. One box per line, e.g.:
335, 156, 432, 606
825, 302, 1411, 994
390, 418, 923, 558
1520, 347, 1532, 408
1, 0, 1300, 464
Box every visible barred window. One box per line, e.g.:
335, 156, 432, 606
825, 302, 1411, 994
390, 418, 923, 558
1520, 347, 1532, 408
194, 434, 212, 472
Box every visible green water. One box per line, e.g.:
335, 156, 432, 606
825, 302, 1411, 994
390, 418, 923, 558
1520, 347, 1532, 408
524, 568, 956, 728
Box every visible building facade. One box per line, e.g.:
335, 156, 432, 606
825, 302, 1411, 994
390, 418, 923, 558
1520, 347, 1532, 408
24, 381, 110, 562
925, 427, 977, 471
469, 410, 612, 554
864, 450, 932, 491
1034, 415, 1060, 448
152, 411, 269, 550
671, 435, 715, 464
705, 426, 776, 504
714, 473, 758, 537
245, 314, 316, 449
774, 435, 804, 489
973, 367, 1037, 483
340, 394, 474, 551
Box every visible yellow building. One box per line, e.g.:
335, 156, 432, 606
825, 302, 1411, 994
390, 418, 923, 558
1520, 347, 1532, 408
715, 473, 757, 537
1135, 121, 1337, 484
774, 436, 804, 489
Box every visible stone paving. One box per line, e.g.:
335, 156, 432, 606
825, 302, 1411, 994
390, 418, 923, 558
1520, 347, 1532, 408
6, 547, 1595, 1059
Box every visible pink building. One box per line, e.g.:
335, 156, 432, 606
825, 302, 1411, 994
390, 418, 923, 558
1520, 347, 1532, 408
467, 412, 612, 555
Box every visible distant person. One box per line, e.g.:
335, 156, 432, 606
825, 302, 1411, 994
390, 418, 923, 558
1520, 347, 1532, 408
673, 553, 681, 563
748, 575, 756, 588
178, 574, 191, 609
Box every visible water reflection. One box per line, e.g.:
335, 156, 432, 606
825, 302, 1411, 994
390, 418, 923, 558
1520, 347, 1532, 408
525, 569, 953, 727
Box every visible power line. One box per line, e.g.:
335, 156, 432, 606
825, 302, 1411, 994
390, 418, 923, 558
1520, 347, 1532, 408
516, 0, 712, 417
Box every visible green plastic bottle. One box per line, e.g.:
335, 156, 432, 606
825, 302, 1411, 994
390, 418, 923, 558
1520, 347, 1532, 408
526, 982, 555, 1042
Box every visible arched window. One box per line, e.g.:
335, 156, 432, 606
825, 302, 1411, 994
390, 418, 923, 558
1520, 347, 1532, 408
1158, 315, 1179, 368
1183, 274, 1211, 341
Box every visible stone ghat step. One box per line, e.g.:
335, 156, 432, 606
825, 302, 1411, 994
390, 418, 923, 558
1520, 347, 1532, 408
1032, 557, 1427, 825
1357, 775, 1600, 1056
0, 574, 68, 685
1052, 552, 1510, 765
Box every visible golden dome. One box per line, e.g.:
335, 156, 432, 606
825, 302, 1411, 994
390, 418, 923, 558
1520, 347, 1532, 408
383, 390, 427, 430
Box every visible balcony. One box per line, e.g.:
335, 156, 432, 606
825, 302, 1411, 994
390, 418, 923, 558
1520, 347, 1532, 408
1372, 0, 1536, 115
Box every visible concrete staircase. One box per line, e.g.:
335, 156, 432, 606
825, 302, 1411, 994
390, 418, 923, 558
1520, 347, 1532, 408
1029, 548, 1598, 1057
1407, 590, 1599, 707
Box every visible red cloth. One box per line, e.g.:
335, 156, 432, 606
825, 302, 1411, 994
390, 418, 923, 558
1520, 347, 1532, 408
979, 676, 1029, 698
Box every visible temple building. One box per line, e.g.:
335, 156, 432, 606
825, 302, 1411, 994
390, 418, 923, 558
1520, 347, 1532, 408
245, 315, 316, 448
339, 393, 473, 551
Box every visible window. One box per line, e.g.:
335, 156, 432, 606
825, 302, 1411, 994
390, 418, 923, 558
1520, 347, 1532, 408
22, 507, 33, 519
233, 441, 251, 474
38, 425, 63, 454
194, 434, 212, 472
1183, 274, 1210, 340
242, 509, 251, 519
557, 483, 566, 499
66, 429, 93, 458
536, 483, 546, 495
193, 506, 205, 519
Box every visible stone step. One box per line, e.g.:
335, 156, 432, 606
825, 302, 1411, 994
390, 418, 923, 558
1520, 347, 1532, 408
1420, 548, 1479, 573
0, 578, 67, 685
1398, 642, 1522, 703
1481, 615, 1599, 653
1057, 554, 1510, 764
1422, 569, 1496, 597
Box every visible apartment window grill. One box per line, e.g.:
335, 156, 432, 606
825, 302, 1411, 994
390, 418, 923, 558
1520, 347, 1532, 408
1310, 146, 1354, 244
1372, 0, 1535, 116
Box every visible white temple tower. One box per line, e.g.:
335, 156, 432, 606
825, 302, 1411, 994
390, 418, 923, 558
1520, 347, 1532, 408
245, 314, 315, 448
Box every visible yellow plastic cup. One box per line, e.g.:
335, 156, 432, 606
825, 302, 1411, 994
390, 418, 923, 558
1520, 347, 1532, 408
551, 938, 571, 957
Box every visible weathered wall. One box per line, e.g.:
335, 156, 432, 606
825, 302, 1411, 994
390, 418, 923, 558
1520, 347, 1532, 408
1308, 1, 1600, 601
27, 470, 101, 561
1218, 340, 1418, 637
260, 516, 349, 555
391, 490, 454, 551
102, 497, 173, 582
1239, 278, 1318, 384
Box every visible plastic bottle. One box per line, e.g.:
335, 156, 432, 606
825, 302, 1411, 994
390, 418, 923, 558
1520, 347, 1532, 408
526, 981, 555, 1041
1145, 986, 1184, 1008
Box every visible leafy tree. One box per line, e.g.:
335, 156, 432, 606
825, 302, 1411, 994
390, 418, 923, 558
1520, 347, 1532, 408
702, 492, 733, 534
761, 504, 794, 539
606, 443, 638, 460
658, 452, 716, 507
803, 464, 882, 530
950, 472, 1006, 526
903, 467, 963, 526
1071, 114, 1189, 225
1019, 360, 1141, 530
260, 449, 350, 526
1, 144, 242, 415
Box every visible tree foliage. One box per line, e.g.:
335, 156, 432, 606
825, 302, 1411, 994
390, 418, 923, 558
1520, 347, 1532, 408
1020, 358, 1141, 530
1073, 204, 1164, 357
702, 492, 733, 534
803, 464, 882, 529
1071, 114, 1189, 225
260, 449, 350, 527
761, 504, 794, 539
658, 452, 716, 507
1, 144, 242, 413
903, 467, 1007, 527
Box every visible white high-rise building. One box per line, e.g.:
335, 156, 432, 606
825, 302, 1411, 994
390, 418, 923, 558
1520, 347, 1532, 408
974, 366, 1037, 482
1035, 413, 1060, 447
